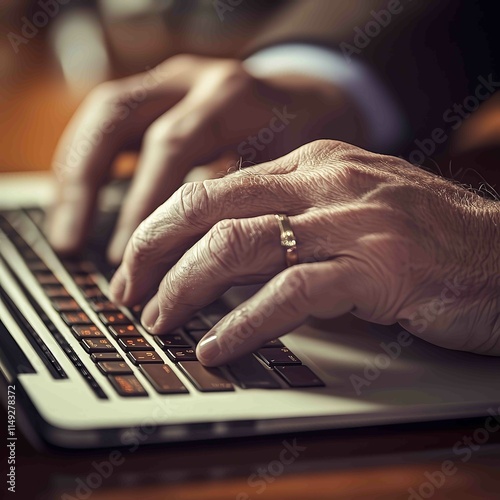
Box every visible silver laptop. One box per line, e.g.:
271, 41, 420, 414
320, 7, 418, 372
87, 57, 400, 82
1, 173, 499, 449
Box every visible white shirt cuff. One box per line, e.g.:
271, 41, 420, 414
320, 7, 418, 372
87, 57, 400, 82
244, 43, 407, 153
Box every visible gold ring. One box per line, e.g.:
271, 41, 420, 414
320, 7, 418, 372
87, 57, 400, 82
275, 214, 299, 267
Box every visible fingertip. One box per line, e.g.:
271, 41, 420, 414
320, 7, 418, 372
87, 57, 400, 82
141, 297, 160, 332
196, 334, 223, 366
109, 266, 127, 304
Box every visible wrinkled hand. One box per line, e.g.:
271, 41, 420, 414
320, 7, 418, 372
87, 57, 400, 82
47, 55, 363, 262
109, 140, 500, 365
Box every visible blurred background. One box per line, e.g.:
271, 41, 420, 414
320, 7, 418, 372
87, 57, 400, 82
0, 0, 279, 174
1, 0, 498, 191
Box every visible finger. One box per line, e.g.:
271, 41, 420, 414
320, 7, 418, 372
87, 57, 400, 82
195, 259, 358, 366
47, 61, 194, 253
109, 166, 308, 307
106, 66, 261, 263
140, 211, 346, 332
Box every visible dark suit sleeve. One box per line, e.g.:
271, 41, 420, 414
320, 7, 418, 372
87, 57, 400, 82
241, 0, 496, 160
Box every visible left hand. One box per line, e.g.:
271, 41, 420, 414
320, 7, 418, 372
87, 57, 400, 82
109, 140, 499, 365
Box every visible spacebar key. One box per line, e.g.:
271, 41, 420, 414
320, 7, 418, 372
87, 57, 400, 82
178, 361, 234, 392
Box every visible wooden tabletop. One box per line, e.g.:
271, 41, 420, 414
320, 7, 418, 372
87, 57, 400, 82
2, 408, 500, 500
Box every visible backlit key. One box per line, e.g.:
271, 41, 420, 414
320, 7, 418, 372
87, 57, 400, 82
91, 352, 124, 362
72, 325, 105, 339
61, 311, 92, 325
109, 375, 148, 397
99, 312, 129, 325
97, 361, 133, 375
127, 351, 163, 365
118, 337, 152, 351
109, 325, 141, 338
81, 338, 116, 353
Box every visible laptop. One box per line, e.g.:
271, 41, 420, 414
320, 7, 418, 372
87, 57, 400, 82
1, 173, 500, 449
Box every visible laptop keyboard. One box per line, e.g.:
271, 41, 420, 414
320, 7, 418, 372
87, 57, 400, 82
0, 209, 324, 399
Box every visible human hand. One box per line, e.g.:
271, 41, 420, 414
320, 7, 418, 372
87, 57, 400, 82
47, 55, 364, 262
109, 140, 499, 365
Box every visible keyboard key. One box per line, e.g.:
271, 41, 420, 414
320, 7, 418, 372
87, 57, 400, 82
108, 325, 141, 338
108, 375, 148, 397
178, 361, 234, 392
227, 356, 281, 389
61, 311, 92, 325
262, 339, 284, 348
118, 337, 152, 351
43, 285, 70, 299
166, 348, 197, 362
187, 330, 207, 344
72, 325, 105, 339
184, 316, 209, 331
201, 301, 229, 326
74, 275, 95, 287
51, 298, 80, 312
64, 260, 96, 274
88, 297, 116, 313
140, 364, 188, 394
274, 365, 325, 388
127, 351, 163, 365
35, 272, 60, 285
256, 348, 301, 367
155, 332, 191, 349
81, 338, 116, 353
81, 287, 104, 299
91, 352, 124, 362
131, 305, 142, 319
99, 312, 129, 325
97, 361, 133, 375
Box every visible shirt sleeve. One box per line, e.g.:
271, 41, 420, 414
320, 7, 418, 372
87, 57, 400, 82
244, 43, 408, 153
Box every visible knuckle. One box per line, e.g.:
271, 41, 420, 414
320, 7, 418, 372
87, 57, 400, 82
164, 53, 199, 68
273, 266, 311, 313
143, 116, 190, 149
211, 60, 255, 90
206, 219, 247, 273
173, 182, 212, 229
86, 81, 124, 106
156, 275, 195, 313
128, 220, 163, 264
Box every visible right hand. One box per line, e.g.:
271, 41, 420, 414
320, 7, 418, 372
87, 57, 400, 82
47, 55, 365, 263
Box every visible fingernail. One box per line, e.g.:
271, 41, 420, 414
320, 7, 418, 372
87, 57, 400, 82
109, 266, 127, 304
107, 227, 131, 265
141, 297, 160, 331
196, 334, 221, 365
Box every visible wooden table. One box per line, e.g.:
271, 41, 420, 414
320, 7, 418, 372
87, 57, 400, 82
2, 408, 500, 500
